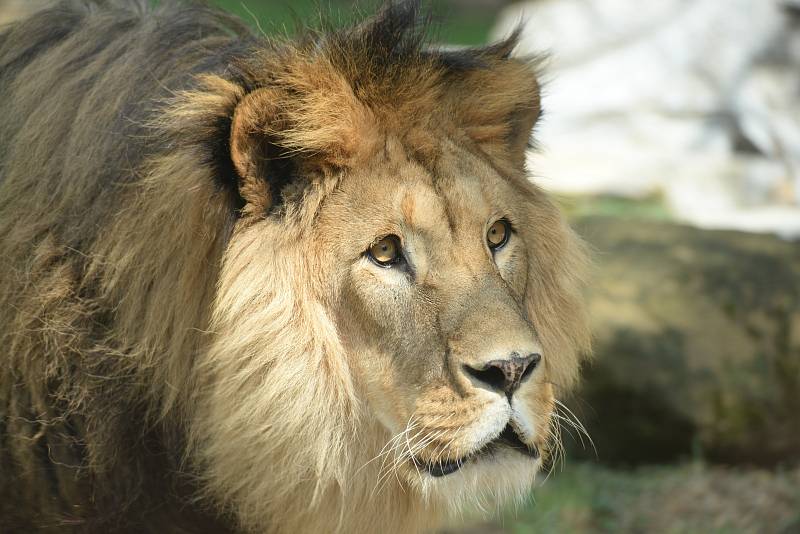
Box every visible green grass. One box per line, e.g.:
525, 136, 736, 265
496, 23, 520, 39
209, 0, 498, 45
556, 193, 673, 222
482, 462, 800, 534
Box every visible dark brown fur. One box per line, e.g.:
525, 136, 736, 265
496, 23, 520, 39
0, 1, 552, 532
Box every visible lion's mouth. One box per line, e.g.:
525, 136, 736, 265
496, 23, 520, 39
415, 423, 540, 478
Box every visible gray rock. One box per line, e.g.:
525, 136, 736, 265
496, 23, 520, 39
565, 216, 800, 466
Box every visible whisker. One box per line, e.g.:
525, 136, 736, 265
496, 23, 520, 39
553, 398, 597, 458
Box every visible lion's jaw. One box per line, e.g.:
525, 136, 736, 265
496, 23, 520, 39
365, 385, 552, 507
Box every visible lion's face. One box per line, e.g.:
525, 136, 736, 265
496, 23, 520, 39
313, 135, 553, 496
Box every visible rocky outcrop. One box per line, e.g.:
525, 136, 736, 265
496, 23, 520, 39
567, 216, 800, 466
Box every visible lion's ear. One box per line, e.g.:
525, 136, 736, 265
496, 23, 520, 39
443, 44, 542, 169
230, 87, 284, 216
230, 82, 377, 215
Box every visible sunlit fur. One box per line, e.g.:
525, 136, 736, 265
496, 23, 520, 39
0, 1, 590, 532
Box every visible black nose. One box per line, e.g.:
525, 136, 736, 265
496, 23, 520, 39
463, 352, 541, 399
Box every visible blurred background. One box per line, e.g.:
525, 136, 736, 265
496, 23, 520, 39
2, 0, 798, 532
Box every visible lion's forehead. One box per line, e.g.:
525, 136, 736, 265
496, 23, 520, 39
332, 143, 510, 240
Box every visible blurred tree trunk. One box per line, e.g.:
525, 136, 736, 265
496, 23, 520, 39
567, 216, 800, 467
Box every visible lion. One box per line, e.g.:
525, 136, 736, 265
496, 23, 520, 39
0, 1, 590, 532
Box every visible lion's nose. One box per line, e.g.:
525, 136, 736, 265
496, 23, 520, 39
463, 352, 541, 400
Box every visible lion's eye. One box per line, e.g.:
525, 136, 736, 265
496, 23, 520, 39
368, 235, 402, 267
487, 219, 510, 251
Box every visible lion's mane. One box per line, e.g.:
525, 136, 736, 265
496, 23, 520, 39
0, 1, 589, 532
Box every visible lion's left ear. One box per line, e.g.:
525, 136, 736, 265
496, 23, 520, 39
442, 43, 542, 169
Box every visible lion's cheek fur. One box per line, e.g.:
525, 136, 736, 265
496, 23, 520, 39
182, 224, 434, 533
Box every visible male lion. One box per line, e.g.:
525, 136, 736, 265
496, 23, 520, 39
0, 1, 590, 532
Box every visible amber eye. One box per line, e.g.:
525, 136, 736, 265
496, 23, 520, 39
487, 219, 510, 250
368, 235, 402, 267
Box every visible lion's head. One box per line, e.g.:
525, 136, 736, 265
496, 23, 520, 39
174, 3, 590, 532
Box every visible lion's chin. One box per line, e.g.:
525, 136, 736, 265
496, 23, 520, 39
414, 423, 540, 478
410, 443, 541, 513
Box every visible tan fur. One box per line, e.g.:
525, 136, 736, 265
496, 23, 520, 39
0, 1, 590, 532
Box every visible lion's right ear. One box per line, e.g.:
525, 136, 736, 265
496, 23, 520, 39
229, 82, 376, 216
230, 87, 283, 216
